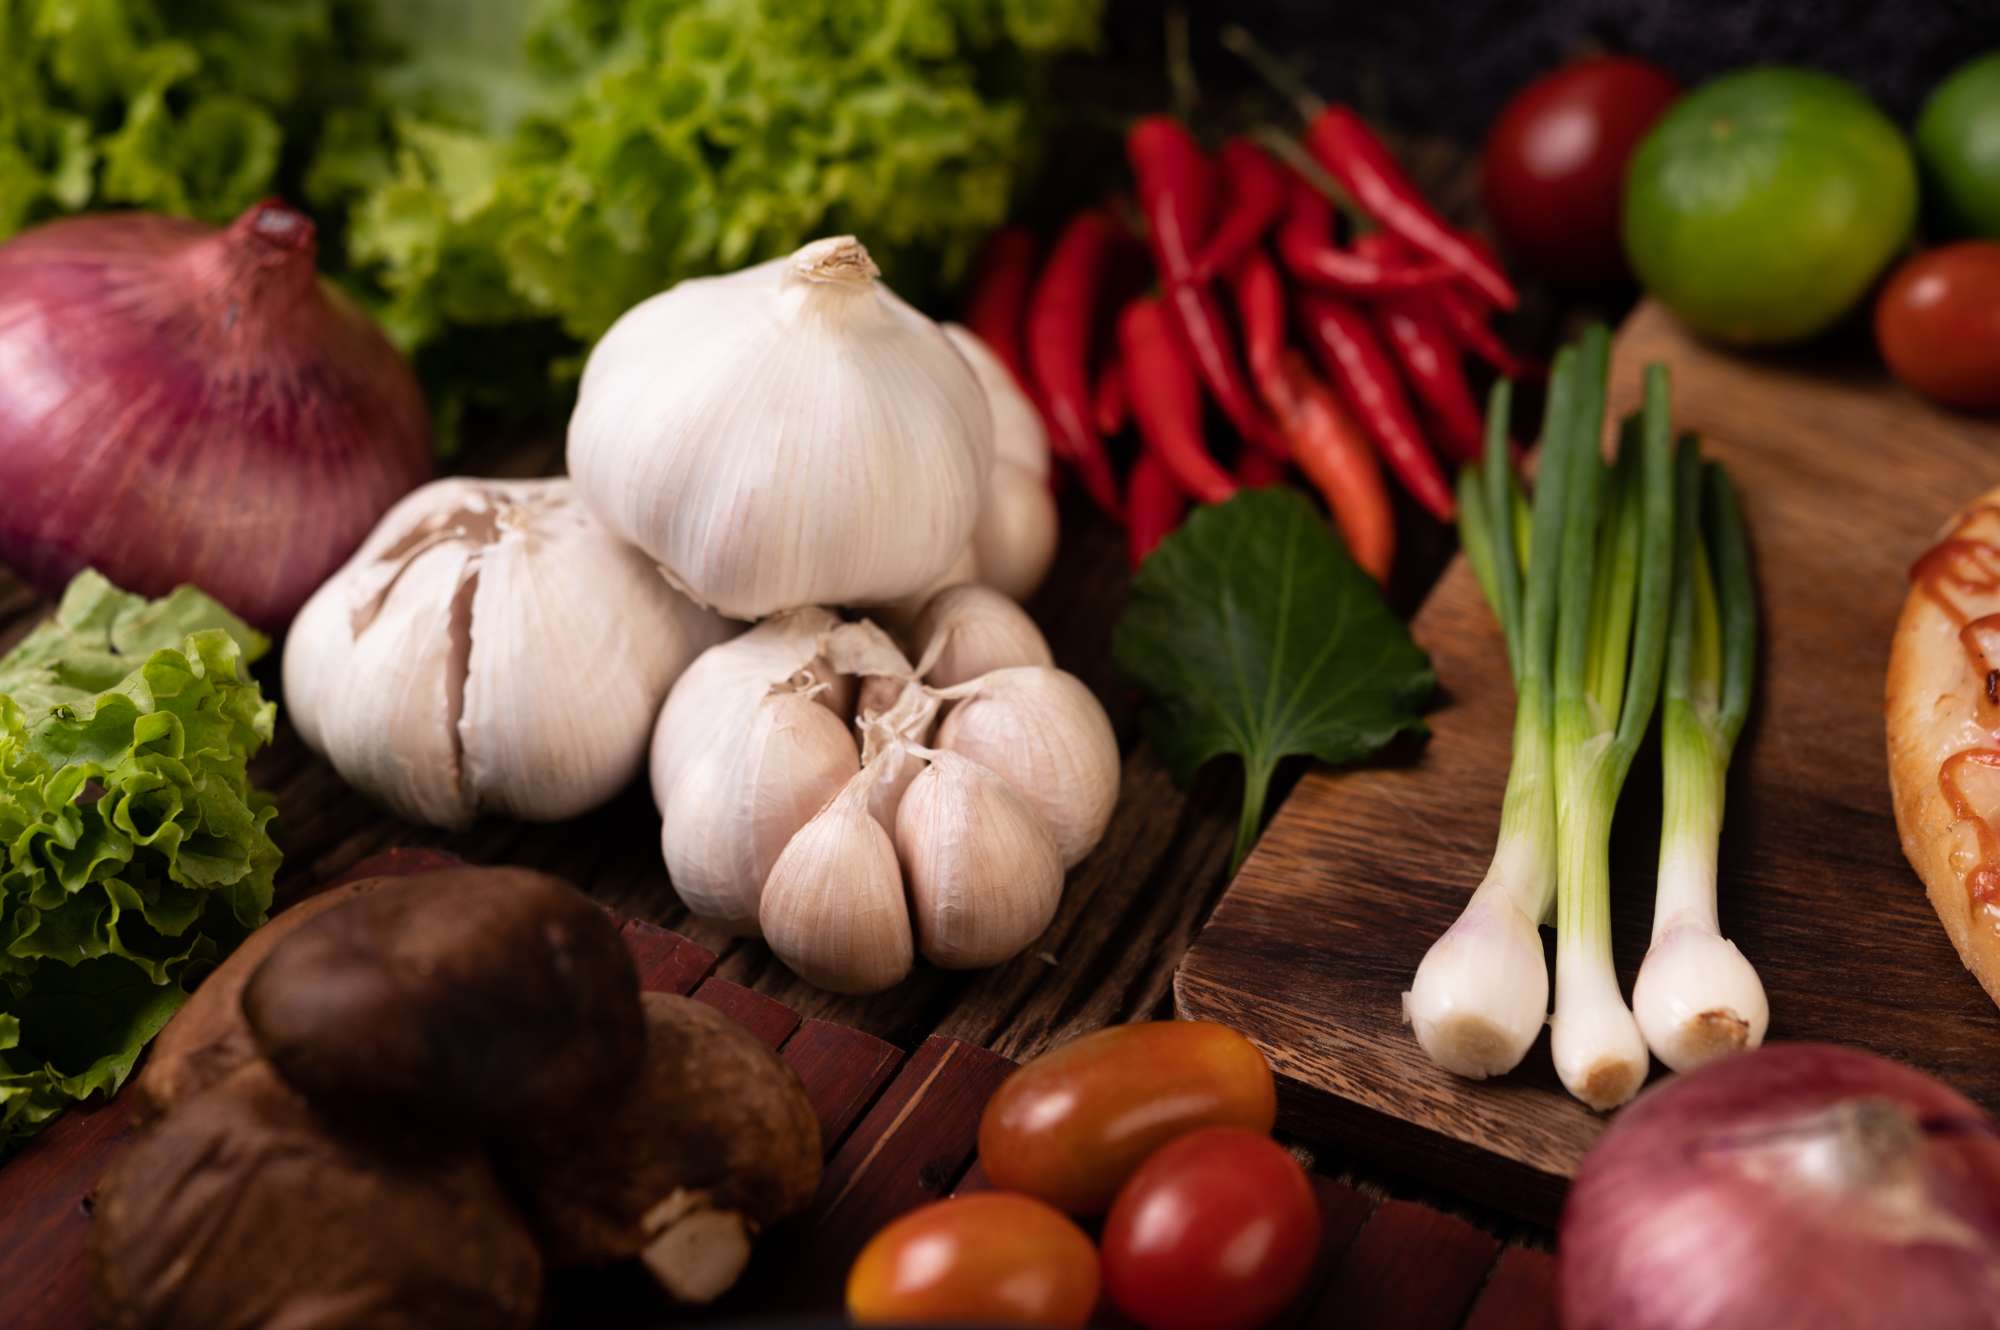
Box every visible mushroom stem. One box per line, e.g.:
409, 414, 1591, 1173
640, 1191, 755, 1304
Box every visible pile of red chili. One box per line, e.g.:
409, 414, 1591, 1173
959, 63, 1528, 583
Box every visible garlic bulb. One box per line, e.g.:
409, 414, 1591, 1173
944, 323, 1057, 602
650, 610, 860, 933
935, 667, 1120, 868
284, 477, 729, 829
759, 767, 914, 994
568, 237, 994, 620
907, 584, 1053, 689
896, 750, 1064, 968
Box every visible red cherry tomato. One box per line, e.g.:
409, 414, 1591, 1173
1482, 56, 1682, 285
846, 1193, 1100, 1327
1101, 1127, 1321, 1330
1875, 242, 2000, 411
979, 1021, 1278, 1215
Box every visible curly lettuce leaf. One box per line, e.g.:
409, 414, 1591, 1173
0, 572, 278, 1150
1113, 490, 1435, 871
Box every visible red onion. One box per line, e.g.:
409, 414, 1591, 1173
0, 200, 430, 628
1558, 1043, 2000, 1329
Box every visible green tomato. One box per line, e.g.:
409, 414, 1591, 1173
1917, 51, 2000, 239
1623, 67, 1916, 346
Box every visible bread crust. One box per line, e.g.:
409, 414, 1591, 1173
1887, 487, 2000, 1011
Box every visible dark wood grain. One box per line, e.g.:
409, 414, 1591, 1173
1314, 1200, 1503, 1330
779, 1020, 905, 1152
1270, 1177, 1381, 1330
691, 977, 800, 1050
1177, 301, 2000, 1217
1461, 1247, 1560, 1330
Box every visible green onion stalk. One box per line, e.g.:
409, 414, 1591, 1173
1404, 362, 1568, 1079
1547, 343, 1678, 1112
1631, 459, 1766, 1071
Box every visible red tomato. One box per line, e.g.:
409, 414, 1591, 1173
1101, 1127, 1321, 1330
1482, 57, 1682, 285
846, 1193, 1100, 1327
1875, 242, 2000, 410
979, 1021, 1277, 1215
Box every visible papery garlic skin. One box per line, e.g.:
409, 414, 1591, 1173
907, 584, 1052, 689
935, 667, 1119, 868
651, 610, 860, 933
569, 238, 993, 620
284, 477, 728, 829
944, 323, 1057, 602
896, 751, 1063, 969
759, 768, 914, 994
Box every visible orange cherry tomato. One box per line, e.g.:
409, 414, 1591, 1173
978, 1020, 1277, 1215
1101, 1127, 1321, 1330
846, 1193, 1100, 1327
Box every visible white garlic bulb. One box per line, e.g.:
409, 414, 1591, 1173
943, 324, 1058, 601
650, 610, 860, 933
284, 477, 729, 829
759, 767, 914, 994
896, 750, 1064, 968
568, 237, 994, 620
907, 584, 1052, 689
935, 667, 1120, 868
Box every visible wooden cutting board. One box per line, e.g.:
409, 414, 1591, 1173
1176, 300, 2000, 1221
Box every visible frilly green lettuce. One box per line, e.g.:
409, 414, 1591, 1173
0, 572, 279, 1150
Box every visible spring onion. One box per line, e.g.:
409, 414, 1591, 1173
1631, 461, 1767, 1071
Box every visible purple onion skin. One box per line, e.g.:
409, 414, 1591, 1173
0, 201, 431, 629
1558, 1043, 2000, 1330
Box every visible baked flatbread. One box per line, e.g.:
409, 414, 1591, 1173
1887, 489, 2000, 1010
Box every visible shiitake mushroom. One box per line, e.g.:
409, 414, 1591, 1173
130, 872, 410, 1124
510, 992, 823, 1302
240, 865, 643, 1139
90, 1061, 543, 1330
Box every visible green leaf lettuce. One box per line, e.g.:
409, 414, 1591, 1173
0, 571, 279, 1150
1113, 490, 1435, 870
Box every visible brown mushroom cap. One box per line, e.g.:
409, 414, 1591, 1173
89, 1061, 543, 1330
241, 866, 642, 1139
131, 873, 414, 1125
510, 992, 822, 1291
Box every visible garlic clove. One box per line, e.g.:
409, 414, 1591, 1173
895, 750, 1063, 969
971, 462, 1059, 602
875, 546, 979, 632
934, 666, 1119, 869
759, 768, 914, 994
862, 743, 924, 835
907, 585, 1053, 690
568, 238, 994, 621
944, 323, 1049, 481
284, 477, 730, 830
652, 609, 862, 934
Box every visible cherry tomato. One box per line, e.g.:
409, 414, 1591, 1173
1875, 242, 2000, 410
1101, 1127, 1321, 1330
846, 1193, 1100, 1327
978, 1021, 1277, 1214
1482, 57, 1682, 285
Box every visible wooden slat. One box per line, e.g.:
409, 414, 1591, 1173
692, 977, 800, 1049
1307, 1200, 1501, 1330
618, 919, 714, 995
780, 1020, 905, 1152
951, 1159, 997, 1195
1461, 1247, 1559, 1330
1269, 1178, 1382, 1330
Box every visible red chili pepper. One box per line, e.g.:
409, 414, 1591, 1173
962, 227, 1039, 391
1351, 234, 1484, 462
1298, 292, 1453, 521
1120, 296, 1237, 506
1025, 210, 1126, 517
1275, 352, 1394, 582
1428, 281, 1540, 380
1195, 139, 1288, 280
1094, 361, 1129, 435
1228, 247, 1287, 412
1163, 280, 1287, 459
1127, 115, 1216, 284
1276, 177, 1457, 296
1236, 446, 1289, 487
1306, 106, 1519, 310
1126, 453, 1187, 570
